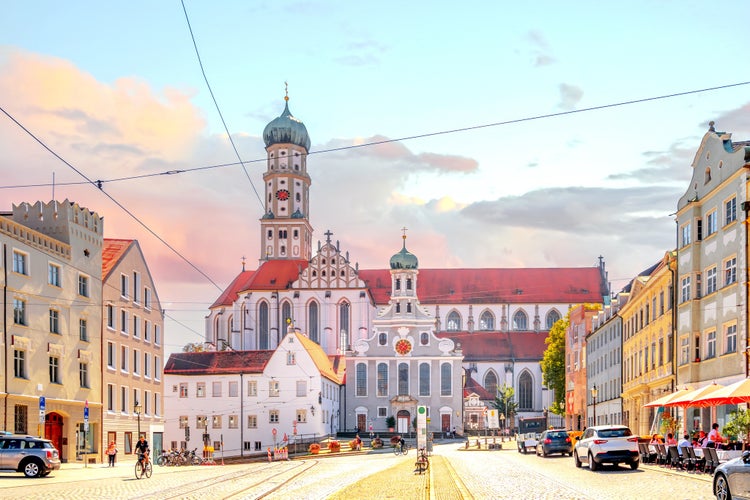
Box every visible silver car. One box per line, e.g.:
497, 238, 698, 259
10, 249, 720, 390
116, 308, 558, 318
0, 435, 61, 477
714, 451, 750, 500
573, 425, 639, 471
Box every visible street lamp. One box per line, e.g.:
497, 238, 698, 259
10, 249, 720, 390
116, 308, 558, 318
543, 407, 549, 429
591, 385, 598, 426
134, 401, 142, 439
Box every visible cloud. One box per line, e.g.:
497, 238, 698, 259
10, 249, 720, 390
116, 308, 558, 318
558, 83, 583, 110
526, 30, 556, 67
608, 142, 695, 185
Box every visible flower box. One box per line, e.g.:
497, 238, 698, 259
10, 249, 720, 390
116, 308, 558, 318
328, 440, 341, 453
371, 438, 383, 449
308, 443, 320, 454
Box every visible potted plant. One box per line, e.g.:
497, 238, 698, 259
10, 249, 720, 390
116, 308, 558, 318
328, 440, 341, 453
308, 443, 321, 454
386, 416, 396, 431
371, 437, 383, 449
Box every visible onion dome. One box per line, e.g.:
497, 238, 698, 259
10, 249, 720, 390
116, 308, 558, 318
263, 96, 311, 150
390, 234, 418, 270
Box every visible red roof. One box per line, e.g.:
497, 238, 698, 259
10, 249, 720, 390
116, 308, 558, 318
164, 351, 273, 375
358, 267, 605, 305
210, 260, 309, 308
464, 374, 495, 400
439, 331, 548, 361
102, 239, 133, 279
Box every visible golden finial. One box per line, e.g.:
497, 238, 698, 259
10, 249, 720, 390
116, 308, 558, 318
401, 226, 408, 241
284, 81, 289, 102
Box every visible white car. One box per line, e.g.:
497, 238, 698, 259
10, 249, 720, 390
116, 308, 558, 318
574, 425, 639, 471
516, 432, 539, 454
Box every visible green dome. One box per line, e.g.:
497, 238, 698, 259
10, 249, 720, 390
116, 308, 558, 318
263, 100, 311, 150
390, 237, 418, 269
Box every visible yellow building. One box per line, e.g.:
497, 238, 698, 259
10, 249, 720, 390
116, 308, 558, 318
620, 251, 676, 436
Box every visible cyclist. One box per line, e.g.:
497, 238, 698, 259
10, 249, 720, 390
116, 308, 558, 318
398, 436, 406, 454
135, 435, 150, 468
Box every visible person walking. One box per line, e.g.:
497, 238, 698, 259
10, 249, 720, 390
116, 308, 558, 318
106, 441, 118, 467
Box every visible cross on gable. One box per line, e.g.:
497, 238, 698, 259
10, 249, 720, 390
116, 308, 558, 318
324, 230, 333, 243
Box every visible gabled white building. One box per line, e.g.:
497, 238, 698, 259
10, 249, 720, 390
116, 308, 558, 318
164, 330, 343, 457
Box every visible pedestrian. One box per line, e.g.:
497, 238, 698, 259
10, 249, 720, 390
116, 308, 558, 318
452, 426, 456, 439
106, 441, 118, 467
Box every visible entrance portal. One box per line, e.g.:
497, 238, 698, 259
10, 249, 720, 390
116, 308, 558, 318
45, 413, 64, 461
397, 410, 410, 434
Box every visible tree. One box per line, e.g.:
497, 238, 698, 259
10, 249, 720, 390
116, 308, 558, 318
182, 342, 206, 353
540, 315, 569, 416
723, 408, 750, 450
491, 384, 518, 428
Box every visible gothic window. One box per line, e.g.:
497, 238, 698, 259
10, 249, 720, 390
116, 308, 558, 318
484, 370, 498, 397
308, 301, 319, 344
440, 363, 452, 396
512, 310, 528, 331
377, 363, 388, 396
546, 310, 561, 329
398, 362, 409, 395
258, 302, 269, 349
339, 301, 350, 349
419, 363, 430, 396
518, 371, 533, 410
446, 311, 461, 331
479, 310, 494, 330
281, 302, 292, 333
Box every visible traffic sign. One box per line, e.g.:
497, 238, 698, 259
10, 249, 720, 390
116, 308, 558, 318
39, 396, 45, 411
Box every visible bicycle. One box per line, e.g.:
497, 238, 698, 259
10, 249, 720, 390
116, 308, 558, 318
393, 442, 409, 456
135, 453, 152, 479
414, 447, 429, 474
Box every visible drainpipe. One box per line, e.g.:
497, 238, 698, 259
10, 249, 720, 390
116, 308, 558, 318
240, 373, 244, 458
3, 243, 7, 432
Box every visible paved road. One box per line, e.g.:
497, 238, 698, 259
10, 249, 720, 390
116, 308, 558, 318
0, 443, 718, 499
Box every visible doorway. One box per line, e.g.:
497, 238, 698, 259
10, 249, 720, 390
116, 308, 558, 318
45, 413, 64, 461
356, 414, 366, 433
397, 410, 410, 434
442, 414, 451, 436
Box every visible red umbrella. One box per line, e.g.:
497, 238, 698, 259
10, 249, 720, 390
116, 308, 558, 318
663, 382, 723, 409
692, 378, 750, 407
643, 387, 692, 408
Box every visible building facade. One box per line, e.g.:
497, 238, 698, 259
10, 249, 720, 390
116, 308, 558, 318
565, 304, 600, 431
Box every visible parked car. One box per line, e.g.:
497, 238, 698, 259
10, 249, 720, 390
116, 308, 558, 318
516, 432, 539, 454
713, 450, 750, 500
0, 434, 61, 477
573, 425, 639, 471
535, 429, 573, 457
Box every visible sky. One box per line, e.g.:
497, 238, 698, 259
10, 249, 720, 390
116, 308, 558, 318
2, 1, 749, 356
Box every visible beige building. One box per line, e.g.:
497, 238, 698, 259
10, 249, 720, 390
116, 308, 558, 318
1, 200, 103, 463
621, 252, 676, 436
102, 239, 164, 461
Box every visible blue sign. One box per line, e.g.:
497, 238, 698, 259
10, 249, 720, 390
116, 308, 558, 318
39, 396, 45, 411
83, 406, 89, 421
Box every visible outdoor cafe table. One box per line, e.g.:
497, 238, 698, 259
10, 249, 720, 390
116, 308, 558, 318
694, 448, 744, 462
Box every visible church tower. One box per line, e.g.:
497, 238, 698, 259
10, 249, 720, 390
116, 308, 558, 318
259, 90, 313, 261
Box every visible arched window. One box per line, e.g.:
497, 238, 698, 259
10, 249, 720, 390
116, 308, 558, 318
395, 278, 401, 290
378, 332, 387, 345
446, 311, 461, 331
420, 332, 429, 345
258, 302, 269, 349
406, 278, 412, 290
308, 301, 319, 344
377, 363, 388, 396
518, 371, 533, 410
356, 363, 367, 396
419, 363, 430, 396
484, 370, 498, 397
281, 301, 292, 334
339, 301, 350, 349
479, 310, 494, 330
546, 310, 561, 329
512, 310, 528, 331
398, 362, 409, 395
440, 363, 452, 396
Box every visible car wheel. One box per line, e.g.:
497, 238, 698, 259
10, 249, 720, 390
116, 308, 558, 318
715, 473, 732, 500
542, 448, 547, 457
23, 459, 42, 478
629, 460, 639, 470
589, 453, 598, 471
574, 451, 582, 468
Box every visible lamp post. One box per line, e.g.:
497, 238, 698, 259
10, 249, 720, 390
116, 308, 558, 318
500, 413, 506, 440
591, 385, 598, 426
134, 401, 142, 439
543, 407, 549, 430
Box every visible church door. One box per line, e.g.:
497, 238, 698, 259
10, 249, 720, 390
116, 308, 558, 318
45, 413, 64, 461
442, 414, 451, 435
357, 414, 366, 433
397, 410, 410, 434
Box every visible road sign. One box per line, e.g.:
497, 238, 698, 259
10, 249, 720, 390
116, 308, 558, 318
39, 396, 45, 411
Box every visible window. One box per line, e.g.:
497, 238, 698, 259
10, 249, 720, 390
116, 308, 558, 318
377, 363, 388, 397
420, 332, 429, 345
512, 310, 528, 330
706, 330, 716, 359
247, 415, 257, 428
13, 299, 26, 325
229, 381, 238, 397
546, 310, 561, 329
132, 349, 139, 375
398, 362, 409, 395
48, 263, 61, 287
339, 301, 350, 349
107, 304, 115, 329
308, 301, 319, 344
479, 311, 494, 330
378, 332, 387, 345
726, 197, 737, 225
79, 362, 89, 388
12, 250, 28, 275
680, 336, 689, 365
287, 352, 296, 365
406, 278, 413, 290
14, 405, 27, 435
133, 272, 140, 303
78, 274, 89, 297
706, 210, 718, 237
356, 363, 367, 396
107, 342, 115, 368
120, 310, 128, 334
484, 371, 498, 397
155, 356, 161, 380
124, 432, 133, 454
681, 223, 691, 246
296, 410, 307, 423
144, 288, 152, 309
269, 380, 279, 397
121, 345, 128, 371
726, 324, 737, 354
440, 363, 452, 396
13, 350, 26, 378
446, 311, 461, 331
419, 363, 430, 396
79, 318, 88, 341
296, 380, 307, 397
197, 416, 207, 429
269, 410, 279, 423
179, 383, 188, 398
725, 257, 737, 286
212, 381, 222, 397
229, 415, 238, 429
197, 382, 206, 398
121, 274, 129, 298
132, 315, 140, 339
107, 384, 114, 411
49, 309, 60, 334
179, 416, 188, 429
154, 324, 161, 345
212, 415, 222, 429
121, 386, 127, 413
144, 353, 150, 378
144, 320, 150, 342
247, 380, 257, 397
49, 356, 60, 384
681, 276, 691, 303
518, 371, 533, 410
706, 267, 717, 295
696, 218, 703, 241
